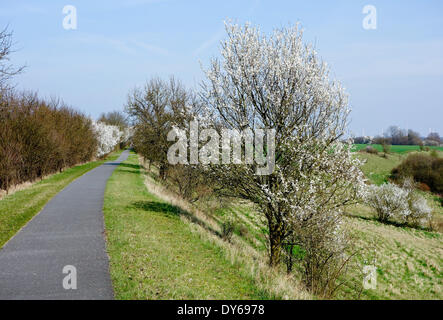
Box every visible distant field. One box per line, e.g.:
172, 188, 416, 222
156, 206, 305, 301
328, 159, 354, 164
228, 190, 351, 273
352, 144, 443, 154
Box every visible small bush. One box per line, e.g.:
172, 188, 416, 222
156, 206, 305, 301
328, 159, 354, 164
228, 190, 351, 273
360, 146, 378, 154
288, 212, 353, 298
236, 224, 249, 238
167, 165, 212, 202
364, 183, 410, 222
406, 193, 432, 227
364, 181, 432, 227
221, 220, 235, 242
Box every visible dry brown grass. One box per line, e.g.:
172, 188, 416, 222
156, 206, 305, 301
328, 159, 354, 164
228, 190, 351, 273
0, 159, 95, 200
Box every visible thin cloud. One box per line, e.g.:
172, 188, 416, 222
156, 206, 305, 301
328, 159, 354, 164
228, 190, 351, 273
73, 33, 170, 57
193, 27, 225, 56
131, 40, 171, 56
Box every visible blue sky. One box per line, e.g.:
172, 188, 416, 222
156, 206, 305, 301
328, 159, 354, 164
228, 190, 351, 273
1, 0, 442, 137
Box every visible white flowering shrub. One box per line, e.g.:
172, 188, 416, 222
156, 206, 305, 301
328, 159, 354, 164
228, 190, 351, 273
406, 192, 432, 227
364, 183, 410, 222
121, 127, 133, 146
92, 121, 123, 157
364, 181, 432, 226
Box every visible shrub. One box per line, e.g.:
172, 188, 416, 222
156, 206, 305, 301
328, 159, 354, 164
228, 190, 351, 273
430, 149, 438, 158
360, 146, 378, 154
166, 164, 211, 202
364, 181, 432, 227
406, 193, 432, 227
363, 183, 410, 222
92, 121, 123, 157
236, 224, 249, 238
382, 142, 391, 154
288, 212, 353, 298
0, 91, 97, 192
391, 153, 443, 194
221, 220, 235, 242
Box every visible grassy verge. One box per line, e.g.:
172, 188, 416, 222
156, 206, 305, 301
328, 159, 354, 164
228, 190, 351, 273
0, 150, 122, 248
103, 152, 268, 299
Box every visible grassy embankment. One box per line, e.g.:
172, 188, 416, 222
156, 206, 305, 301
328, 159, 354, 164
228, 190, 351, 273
103, 152, 272, 299
104, 149, 442, 300
344, 148, 442, 299
0, 150, 122, 248
207, 149, 443, 299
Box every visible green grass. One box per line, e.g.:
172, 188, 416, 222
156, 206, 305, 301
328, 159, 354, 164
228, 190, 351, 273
202, 150, 443, 299
0, 150, 122, 248
353, 144, 443, 154
339, 215, 443, 299
342, 150, 443, 299
355, 152, 404, 185
103, 152, 268, 299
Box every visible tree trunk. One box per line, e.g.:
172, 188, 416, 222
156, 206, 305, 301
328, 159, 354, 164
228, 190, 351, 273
268, 220, 283, 267
159, 163, 167, 180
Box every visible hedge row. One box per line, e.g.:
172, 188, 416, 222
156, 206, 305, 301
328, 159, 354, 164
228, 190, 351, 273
0, 91, 97, 192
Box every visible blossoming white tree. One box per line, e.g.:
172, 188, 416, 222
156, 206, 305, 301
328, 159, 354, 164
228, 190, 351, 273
201, 22, 366, 269
92, 121, 123, 157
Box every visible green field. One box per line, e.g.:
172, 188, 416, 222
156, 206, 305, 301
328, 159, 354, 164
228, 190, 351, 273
356, 152, 403, 185
352, 144, 443, 154
0, 151, 122, 248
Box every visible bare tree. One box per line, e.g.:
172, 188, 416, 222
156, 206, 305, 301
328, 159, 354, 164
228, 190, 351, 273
98, 110, 128, 129
125, 76, 195, 179
427, 132, 441, 144
0, 27, 24, 91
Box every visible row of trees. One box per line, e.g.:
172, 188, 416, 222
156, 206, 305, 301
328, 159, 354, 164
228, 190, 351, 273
354, 126, 441, 146
126, 77, 198, 180
0, 28, 128, 192
0, 90, 97, 191
128, 22, 366, 297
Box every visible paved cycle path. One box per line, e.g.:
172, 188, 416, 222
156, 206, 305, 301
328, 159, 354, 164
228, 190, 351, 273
0, 150, 130, 299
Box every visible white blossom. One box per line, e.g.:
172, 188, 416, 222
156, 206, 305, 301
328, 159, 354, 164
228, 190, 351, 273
92, 121, 124, 157
201, 21, 367, 265
364, 182, 432, 226
364, 183, 410, 222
